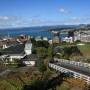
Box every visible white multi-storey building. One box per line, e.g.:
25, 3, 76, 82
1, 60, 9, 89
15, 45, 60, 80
74, 30, 90, 42
62, 37, 73, 43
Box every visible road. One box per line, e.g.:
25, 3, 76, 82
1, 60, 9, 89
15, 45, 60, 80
0, 69, 11, 76
0, 66, 32, 77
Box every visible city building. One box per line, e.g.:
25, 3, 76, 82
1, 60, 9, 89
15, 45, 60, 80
62, 37, 73, 43
35, 36, 42, 41
48, 40, 53, 44
21, 54, 38, 66
0, 38, 17, 49
43, 37, 48, 41
51, 31, 60, 44
74, 30, 90, 42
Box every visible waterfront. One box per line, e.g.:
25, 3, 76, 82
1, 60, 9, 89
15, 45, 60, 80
0, 26, 52, 38
0, 26, 71, 39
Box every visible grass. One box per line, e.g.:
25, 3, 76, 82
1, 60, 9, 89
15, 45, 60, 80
59, 43, 90, 57
56, 82, 70, 90
77, 43, 90, 56
7, 64, 18, 68
0, 80, 18, 90
59, 44, 76, 49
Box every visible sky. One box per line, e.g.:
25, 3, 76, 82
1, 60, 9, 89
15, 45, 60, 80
0, 0, 90, 28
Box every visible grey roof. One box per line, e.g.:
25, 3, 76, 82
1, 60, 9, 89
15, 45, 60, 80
1, 44, 25, 55
22, 54, 38, 61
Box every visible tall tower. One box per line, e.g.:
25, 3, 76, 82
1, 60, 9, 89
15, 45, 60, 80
24, 37, 32, 55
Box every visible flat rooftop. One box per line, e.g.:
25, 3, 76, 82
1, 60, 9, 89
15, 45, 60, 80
56, 62, 90, 77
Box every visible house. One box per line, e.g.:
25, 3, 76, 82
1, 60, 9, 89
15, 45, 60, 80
0, 38, 20, 49
51, 31, 60, 44
7, 54, 25, 62
53, 36, 60, 44
62, 37, 73, 43
17, 34, 28, 43
35, 36, 42, 41
21, 54, 38, 66
0, 43, 25, 62
0, 38, 34, 66
48, 40, 53, 44
43, 37, 48, 41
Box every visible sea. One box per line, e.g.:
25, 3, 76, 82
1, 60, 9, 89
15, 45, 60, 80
0, 25, 77, 39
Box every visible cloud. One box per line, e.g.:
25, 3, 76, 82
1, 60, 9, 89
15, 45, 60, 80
0, 16, 30, 28
30, 19, 63, 26
59, 8, 65, 13
0, 16, 42, 28
69, 17, 90, 24
59, 8, 70, 14
0, 15, 90, 28
0, 16, 19, 28
0, 16, 9, 20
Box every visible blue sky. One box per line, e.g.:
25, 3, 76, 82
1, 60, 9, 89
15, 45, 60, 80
0, 0, 90, 28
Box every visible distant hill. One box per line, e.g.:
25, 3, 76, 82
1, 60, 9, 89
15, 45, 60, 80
0, 24, 87, 31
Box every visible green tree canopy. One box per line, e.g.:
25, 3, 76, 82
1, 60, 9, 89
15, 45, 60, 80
48, 47, 53, 59
37, 59, 47, 74
36, 47, 47, 58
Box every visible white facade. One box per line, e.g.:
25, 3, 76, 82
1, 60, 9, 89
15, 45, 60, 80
23, 61, 35, 66
24, 42, 32, 55
48, 40, 53, 44
0, 54, 25, 62
9, 54, 24, 62
2, 44, 8, 49
80, 34, 90, 42
74, 33, 81, 41
35, 36, 42, 41
74, 30, 90, 42
63, 37, 73, 43
43, 37, 48, 41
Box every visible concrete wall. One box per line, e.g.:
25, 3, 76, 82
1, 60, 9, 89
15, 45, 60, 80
49, 63, 90, 84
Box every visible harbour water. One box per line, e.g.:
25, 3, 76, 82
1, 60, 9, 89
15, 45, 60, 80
0, 26, 52, 38
0, 26, 69, 39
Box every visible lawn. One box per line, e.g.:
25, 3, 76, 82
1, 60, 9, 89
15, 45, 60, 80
77, 43, 90, 57
59, 43, 90, 57
56, 82, 70, 90
0, 80, 19, 90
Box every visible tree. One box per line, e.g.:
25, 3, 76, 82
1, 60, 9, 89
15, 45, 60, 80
48, 47, 53, 59
0, 52, 2, 56
42, 41, 49, 48
31, 38, 36, 46
36, 47, 47, 58
37, 59, 47, 74
36, 41, 49, 48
